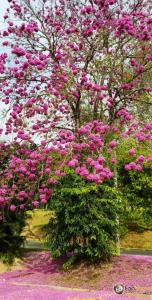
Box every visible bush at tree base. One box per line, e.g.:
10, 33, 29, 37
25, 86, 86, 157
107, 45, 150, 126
44, 170, 122, 267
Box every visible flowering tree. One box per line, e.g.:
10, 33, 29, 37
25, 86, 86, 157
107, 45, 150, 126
0, 0, 152, 135
0, 0, 152, 260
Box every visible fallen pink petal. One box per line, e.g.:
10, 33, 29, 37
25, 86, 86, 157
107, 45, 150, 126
0, 252, 152, 300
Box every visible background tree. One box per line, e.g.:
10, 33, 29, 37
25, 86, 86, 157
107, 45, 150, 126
0, 142, 28, 264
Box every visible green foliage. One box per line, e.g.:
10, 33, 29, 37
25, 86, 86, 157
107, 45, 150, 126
45, 170, 122, 266
119, 166, 152, 231
0, 211, 27, 264
0, 143, 30, 264
117, 138, 152, 232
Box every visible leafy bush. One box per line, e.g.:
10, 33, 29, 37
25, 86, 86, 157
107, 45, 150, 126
45, 170, 122, 266
0, 143, 30, 264
117, 138, 152, 232
119, 166, 152, 232
0, 211, 27, 264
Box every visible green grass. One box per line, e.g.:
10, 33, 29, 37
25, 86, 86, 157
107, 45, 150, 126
121, 230, 152, 250
27, 209, 51, 227
22, 209, 52, 241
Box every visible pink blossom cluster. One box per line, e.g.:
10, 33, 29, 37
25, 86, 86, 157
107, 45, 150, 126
117, 109, 132, 122
124, 155, 152, 171
0, 116, 151, 218
124, 162, 143, 172
0, 144, 59, 219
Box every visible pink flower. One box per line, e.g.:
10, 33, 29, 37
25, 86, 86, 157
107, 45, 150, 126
92, 83, 101, 92
111, 158, 117, 164
12, 184, 17, 189
10, 205, 16, 212
2, 41, 9, 46
18, 191, 27, 198
125, 162, 136, 170
94, 163, 103, 171
98, 156, 105, 164
20, 204, 25, 210
128, 148, 135, 156
12, 47, 25, 57
68, 159, 78, 168
109, 140, 117, 149
78, 126, 90, 135
125, 164, 131, 171
136, 155, 144, 163
45, 168, 51, 174
135, 164, 142, 171
29, 174, 35, 180
54, 170, 61, 176
144, 123, 152, 130
41, 199, 47, 204
73, 143, 82, 150
0, 197, 5, 205
129, 162, 137, 169
32, 201, 39, 207
135, 133, 146, 142
48, 178, 57, 185
20, 166, 27, 173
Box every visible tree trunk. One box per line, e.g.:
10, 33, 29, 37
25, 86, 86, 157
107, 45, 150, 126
114, 162, 120, 255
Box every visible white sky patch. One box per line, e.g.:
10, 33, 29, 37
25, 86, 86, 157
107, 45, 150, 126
0, 0, 10, 142
0, 0, 8, 29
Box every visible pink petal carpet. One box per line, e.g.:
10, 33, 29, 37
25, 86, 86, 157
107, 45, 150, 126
0, 252, 151, 300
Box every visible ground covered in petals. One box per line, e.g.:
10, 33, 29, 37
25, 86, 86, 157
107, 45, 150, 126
0, 252, 152, 300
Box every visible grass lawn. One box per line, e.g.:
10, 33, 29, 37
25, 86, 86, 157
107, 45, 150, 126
22, 209, 52, 241
121, 230, 152, 250
0, 258, 23, 273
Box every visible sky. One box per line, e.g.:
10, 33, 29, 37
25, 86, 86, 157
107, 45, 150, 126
0, 0, 10, 141
0, 0, 44, 144
0, 0, 8, 29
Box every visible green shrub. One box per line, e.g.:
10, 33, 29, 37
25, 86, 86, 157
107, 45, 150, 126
0, 211, 27, 264
119, 166, 152, 232
116, 138, 152, 232
45, 170, 122, 266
